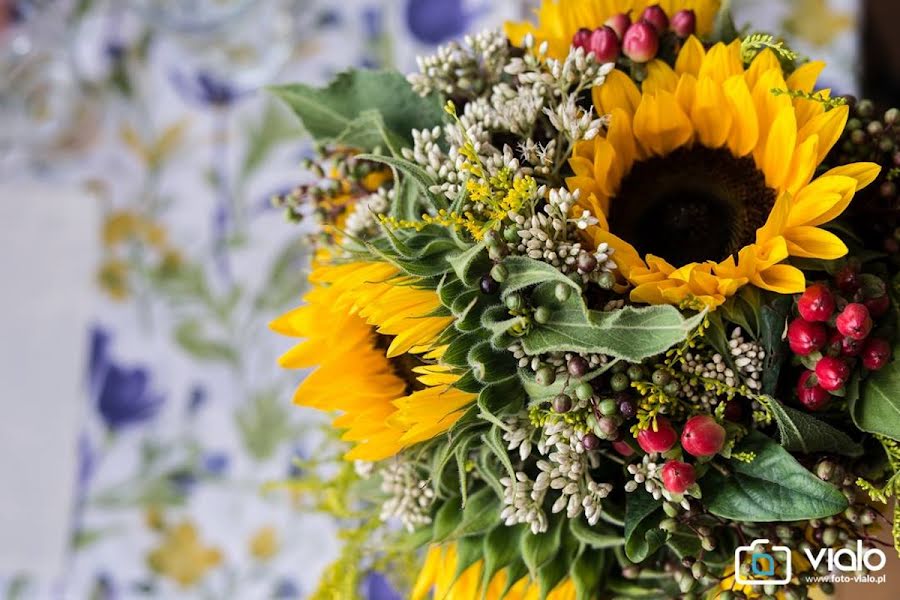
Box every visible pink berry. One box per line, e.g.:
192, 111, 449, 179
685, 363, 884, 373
640, 4, 669, 33
862, 337, 892, 371
787, 318, 827, 356
622, 21, 659, 63
797, 284, 835, 322
612, 440, 635, 457
670, 9, 696, 37
587, 26, 621, 63
636, 417, 678, 453
681, 415, 726, 457
864, 294, 890, 319
815, 356, 851, 391
723, 399, 744, 422
572, 27, 592, 50
796, 370, 830, 411
836, 303, 873, 341
604, 13, 631, 39
834, 263, 861, 294
661, 460, 696, 494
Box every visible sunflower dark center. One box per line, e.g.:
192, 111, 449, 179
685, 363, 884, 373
373, 333, 428, 394
609, 147, 776, 265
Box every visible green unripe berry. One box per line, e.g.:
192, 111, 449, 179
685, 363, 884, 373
503, 225, 519, 242
664, 380, 681, 395
575, 382, 594, 401
534, 306, 551, 324
596, 271, 616, 289
535, 366, 556, 386
701, 536, 716, 551
660, 517, 678, 532
490, 263, 508, 282
610, 372, 630, 392
598, 398, 618, 416
627, 364, 646, 381
822, 527, 839, 546
488, 244, 508, 261
505, 293, 523, 311
663, 502, 679, 517
691, 561, 707, 579
651, 369, 671, 386
847, 117, 863, 131
885, 107, 900, 124
858, 98, 875, 118
554, 282, 571, 302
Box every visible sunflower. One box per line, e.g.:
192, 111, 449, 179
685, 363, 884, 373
271, 260, 474, 460
566, 38, 881, 307
505, 0, 721, 60
412, 544, 577, 600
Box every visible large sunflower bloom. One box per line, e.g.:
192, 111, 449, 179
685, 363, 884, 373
271, 260, 474, 460
412, 544, 577, 600
505, 0, 721, 59
567, 38, 881, 307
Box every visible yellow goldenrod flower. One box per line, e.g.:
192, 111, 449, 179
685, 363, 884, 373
146, 521, 222, 587
412, 543, 577, 600
272, 260, 475, 461
505, 0, 721, 60
566, 38, 880, 307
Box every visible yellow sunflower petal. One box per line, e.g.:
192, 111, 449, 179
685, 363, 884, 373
675, 35, 705, 76
633, 90, 693, 156
691, 77, 732, 148
783, 134, 819, 195
593, 68, 641, 117
722, 75, 758, 156
644, 59, 679, 94
784, 226, 849, 259
744, 48, 780, 90
698, 40, 743, 84
787, 175, 857, 228
760, 106, 797, 189
821, 162, 882, 191
751, 263, 806, 294
797, 104, 848, 164
787, 60, 826, 92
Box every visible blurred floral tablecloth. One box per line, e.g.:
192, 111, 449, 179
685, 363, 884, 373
0, 0, 860, 598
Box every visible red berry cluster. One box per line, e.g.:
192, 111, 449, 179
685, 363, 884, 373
571, 4, 695, 64
788, 267, 893, 411
635, 415, 725, 493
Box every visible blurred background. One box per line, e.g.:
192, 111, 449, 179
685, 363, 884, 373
0, 0, 883, 598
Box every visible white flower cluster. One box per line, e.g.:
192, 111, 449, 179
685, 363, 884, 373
344, 187, 391, 239
500, 415, 613, 532
408, 29, 510, 99
379, 461, 435, 533
625, 455, 693, 509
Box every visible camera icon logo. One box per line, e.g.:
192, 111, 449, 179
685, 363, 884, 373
734, 538, 792, 586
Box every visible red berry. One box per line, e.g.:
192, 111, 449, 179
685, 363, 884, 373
787, 318, 827, 356
586, 26, 621, 63
864, 294, 890, 319
840, 335, 864, 357
612, 440, 635, 457
622, 21, 659, 63
572, 27, 592, 49
636, 417, 678, 453
681, 415, 726, 457
670, 9, 696, 37
836, 303, 873, 341
862, 337, 892, 371
796, 370, 831, 411
640, 4, 669, 32
797, 284, 835, 322
661, 460, 696, 494
834, 263, 861, 294
815, 356, 851, 391
604, 13, 631, 39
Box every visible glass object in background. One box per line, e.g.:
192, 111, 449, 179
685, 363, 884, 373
137, 0, 295, 105
0, 0, 86, 170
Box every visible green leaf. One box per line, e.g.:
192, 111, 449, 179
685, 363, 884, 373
482, 524, 525, 593
499, 256, 581, 300
760, 295, 792, 395
571, 548, 608, 600
522, 515, 564, 576
702, 432, 849, 521
468, 341, 517, 383
569, 518, 624, 549
452, 486, 500, 538
485, 282, 706, 367
235, 390, 295, 460
270, 69, 443, 150
452, 534, 485, 584
432, 496, 464, 542
667, 525, 702, 560
854, 348, 900, 441
390, 175, 423, 221
538, 533, 578, 599
624, 491, 665, 562
358, 153, 447, 211
447, 241, 490, 287
334, 109, 407, 155
765, 396, 863, 456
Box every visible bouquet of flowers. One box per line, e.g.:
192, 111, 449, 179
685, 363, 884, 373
270, 1, 900, 597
